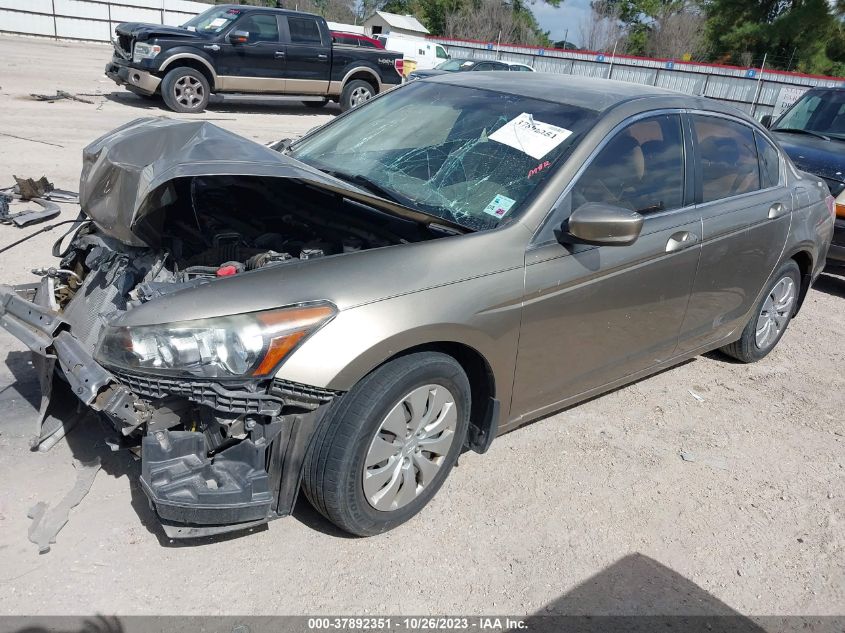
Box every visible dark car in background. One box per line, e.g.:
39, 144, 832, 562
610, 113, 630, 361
408, 58, 512, 79
106, 5, 403, 112
766, 87, 845, 268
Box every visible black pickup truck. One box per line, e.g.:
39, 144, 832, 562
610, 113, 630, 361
106, 4, 403, 112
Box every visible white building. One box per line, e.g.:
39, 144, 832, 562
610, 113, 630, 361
362, 11, 429, 38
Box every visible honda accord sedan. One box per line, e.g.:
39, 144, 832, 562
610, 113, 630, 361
0, 74, 834, 538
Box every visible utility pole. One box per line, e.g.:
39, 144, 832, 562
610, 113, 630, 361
751, 52, 767, 117
608, 40, 618, 79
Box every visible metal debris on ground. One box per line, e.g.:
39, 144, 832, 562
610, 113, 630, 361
0, 176, 79, 228
29, 90, 95, 105
27, 458, 102, 553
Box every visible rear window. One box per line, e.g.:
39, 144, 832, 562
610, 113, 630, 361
288, 17, 322, 44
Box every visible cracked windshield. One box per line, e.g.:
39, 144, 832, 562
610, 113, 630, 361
289, 81, 599, 230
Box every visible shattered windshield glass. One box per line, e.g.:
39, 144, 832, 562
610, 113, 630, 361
289, 81, 599, 230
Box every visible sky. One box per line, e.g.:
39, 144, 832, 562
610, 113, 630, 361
531, 0, 592, 46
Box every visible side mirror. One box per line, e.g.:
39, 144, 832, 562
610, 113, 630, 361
560, 202, 644, 246
229, 30, 249, 45
268, 137, 294, 152
760, 114, 773, 128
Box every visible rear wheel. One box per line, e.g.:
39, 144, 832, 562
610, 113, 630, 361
161, 67, 210, 113
303, 352, 470, 536
720, 259, 800, 363
339, 79, 375, 111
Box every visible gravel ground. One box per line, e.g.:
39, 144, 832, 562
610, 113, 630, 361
0, 34, 842, 618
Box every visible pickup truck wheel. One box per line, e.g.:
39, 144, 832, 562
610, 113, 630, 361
340, 79, 375, 111
161, 67, 210, 113
302, 352, 470, 536
303, 99, 328, 108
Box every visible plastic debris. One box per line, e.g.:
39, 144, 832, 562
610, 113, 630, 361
27, 458, 102, 553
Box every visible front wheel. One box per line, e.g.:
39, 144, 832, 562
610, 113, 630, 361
339, 79, 375, 111
720, 259, 800, 363
161, 67, 210, 113
303, 352, 470, 536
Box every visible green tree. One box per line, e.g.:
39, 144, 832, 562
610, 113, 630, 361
703, 0, 845, 76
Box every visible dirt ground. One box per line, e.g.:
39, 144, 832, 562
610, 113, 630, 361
0, 34, 842, 619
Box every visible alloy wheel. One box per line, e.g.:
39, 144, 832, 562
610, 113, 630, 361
174, 75, 205, 110
350, 86, 372, 107
755, 276, 796, 349
362, 384, 458, 512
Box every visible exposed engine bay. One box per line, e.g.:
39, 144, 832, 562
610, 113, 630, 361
56, 174, 407, 315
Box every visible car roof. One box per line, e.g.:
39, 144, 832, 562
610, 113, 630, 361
213, 3, 321, 17
424, 72, 687, 112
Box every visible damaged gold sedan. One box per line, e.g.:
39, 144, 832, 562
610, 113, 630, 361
0, 74, 834, 538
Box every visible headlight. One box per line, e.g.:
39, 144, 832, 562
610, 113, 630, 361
133, 42, 161, 63
95, 303, 336, 379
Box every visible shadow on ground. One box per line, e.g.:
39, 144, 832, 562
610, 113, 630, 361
10, 554, 845, 631
102, 90, 341, 118
813, 271, 845, 299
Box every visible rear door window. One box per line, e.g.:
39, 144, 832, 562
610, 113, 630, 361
288, 16, 323, 44
692, 115, 760, 203
573, 114, 686, 215
755, 133, 780, 189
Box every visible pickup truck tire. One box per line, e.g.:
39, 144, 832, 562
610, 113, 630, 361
340, 79, 375, 111
161, 67, 210, 113
303, 99, 328, 108
302, 352, 470, 536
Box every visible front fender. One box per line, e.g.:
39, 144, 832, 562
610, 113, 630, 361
156, 49, 218, 83
274, 267, 525, 419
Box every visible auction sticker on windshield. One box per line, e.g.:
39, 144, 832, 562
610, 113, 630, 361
489, 113, 573, 159
489, 112, 572, 159
482, 194, 516, 219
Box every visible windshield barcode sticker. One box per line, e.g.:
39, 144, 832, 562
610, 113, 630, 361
482, 194, 516, 219
489, 113, 573, 159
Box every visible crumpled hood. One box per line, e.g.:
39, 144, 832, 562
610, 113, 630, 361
115, 22, 203, 42
79, 118, 464, 247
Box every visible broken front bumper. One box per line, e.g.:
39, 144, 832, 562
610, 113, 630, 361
105, 59, 162, 96
0, 283, 333, 538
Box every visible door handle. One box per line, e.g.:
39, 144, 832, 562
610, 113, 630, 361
665, 231, 699, 253
317, 53, 328, 60
274, 51, 286, 59
768, 202, 788, 219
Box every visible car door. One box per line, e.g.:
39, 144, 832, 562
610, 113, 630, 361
216, 12, 286, 92
510, 112, 702, 421
281, 14, 331, 94
675, 114, 792, 353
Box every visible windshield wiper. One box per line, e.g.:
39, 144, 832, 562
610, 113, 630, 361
322, 170, 406, 205
772, 127, 831, 141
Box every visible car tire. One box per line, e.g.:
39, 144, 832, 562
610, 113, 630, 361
303, 99, 328, 108
339, 79, 375, 111
303, 352, 471, 536
161, 67, 210, 113
720, 259, 801, 363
